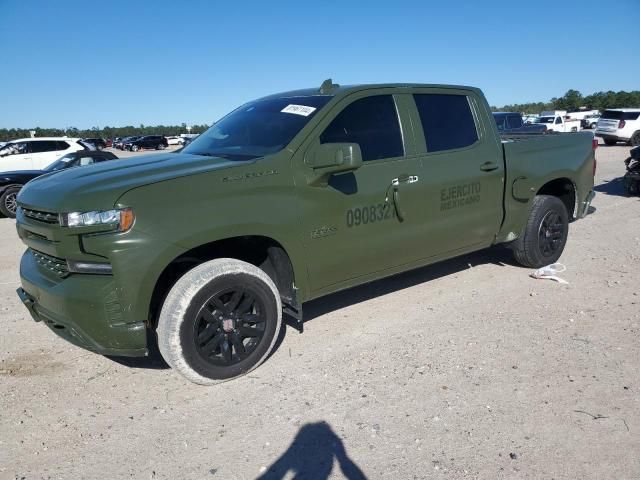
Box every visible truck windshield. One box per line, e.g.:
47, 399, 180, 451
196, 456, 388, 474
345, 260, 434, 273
183, 95, 333, 160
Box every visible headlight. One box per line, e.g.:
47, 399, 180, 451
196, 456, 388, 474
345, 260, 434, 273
60, 207, 135, 232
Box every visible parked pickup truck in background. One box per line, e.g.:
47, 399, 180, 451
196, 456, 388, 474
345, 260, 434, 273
14, 80, 596, 384
493, 112, 547, 134
537, 110, 582, 132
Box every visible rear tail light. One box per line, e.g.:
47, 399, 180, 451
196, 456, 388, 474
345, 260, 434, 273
592, 138, 598, 150
618, 120, 626, 129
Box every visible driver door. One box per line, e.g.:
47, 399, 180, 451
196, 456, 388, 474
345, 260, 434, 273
293, 92, 427, 294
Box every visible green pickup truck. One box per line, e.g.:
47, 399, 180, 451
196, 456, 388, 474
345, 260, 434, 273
15, 81, 596, 384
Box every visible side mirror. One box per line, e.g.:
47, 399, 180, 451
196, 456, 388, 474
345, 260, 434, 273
304, 142, 363, 186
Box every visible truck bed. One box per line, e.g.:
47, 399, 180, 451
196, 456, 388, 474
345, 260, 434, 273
497, 131, 596, 242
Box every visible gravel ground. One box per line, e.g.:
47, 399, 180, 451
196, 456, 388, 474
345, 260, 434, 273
1, 141, 638, 480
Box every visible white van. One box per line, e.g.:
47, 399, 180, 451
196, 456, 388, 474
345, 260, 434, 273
0, 138, 86, 171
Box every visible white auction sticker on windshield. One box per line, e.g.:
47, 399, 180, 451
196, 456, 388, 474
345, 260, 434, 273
281, 104, 316, 116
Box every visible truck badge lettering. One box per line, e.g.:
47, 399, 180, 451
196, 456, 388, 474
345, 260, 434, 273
222, 170, 279, 182
311, 226, 337, 239
440, 182, 481, 210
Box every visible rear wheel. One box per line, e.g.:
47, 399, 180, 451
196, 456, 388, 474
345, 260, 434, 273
604, 138, 617, 146
630, 131, 640, 147
157, 258, 282, 385
131, 145, 140, 152
590, 123, 597, 130
0, 185, 21, 218
512, 195, 569, 268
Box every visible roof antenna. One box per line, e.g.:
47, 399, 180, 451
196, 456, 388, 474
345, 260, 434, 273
319, 78, 339, 94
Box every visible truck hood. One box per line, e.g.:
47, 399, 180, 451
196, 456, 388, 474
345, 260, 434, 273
17, 152, 251, 212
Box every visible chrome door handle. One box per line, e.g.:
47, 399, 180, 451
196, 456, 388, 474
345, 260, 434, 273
392, 175, 419, 186
480, 162, 499, 172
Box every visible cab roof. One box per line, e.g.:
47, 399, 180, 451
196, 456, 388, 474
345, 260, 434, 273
259, 82, 479, 101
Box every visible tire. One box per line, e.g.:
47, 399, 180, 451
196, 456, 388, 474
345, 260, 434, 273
590, 123, 597, 130
511, 195, 569, 268
157, 258, 282, 385
604, 138, 617, 146
630, 131, 640, 147
156, 143, 166, 150
0, 185, 21, 218
132, 145, 139, 152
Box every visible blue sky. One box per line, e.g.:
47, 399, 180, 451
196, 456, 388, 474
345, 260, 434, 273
1, 0, 638, 129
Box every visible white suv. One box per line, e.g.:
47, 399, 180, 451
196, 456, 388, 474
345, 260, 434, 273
0, 137, 87, 171
595, 109, 640, 146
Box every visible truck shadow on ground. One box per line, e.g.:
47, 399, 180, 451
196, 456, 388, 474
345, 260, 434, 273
105, 331, 170, 370
256, 421, 367, 480
108, 246, 515, 370
594, 177, 628, 197
302, 245, 514, 323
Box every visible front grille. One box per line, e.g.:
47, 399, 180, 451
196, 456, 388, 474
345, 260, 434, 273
31, 249, 69, 278
22, 208, 59, 224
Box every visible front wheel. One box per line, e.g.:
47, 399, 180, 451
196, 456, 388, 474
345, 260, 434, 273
157, 258, 282, 385
630, 131, 640, 147
511, 195, 569, 268
131, 145, 140, 152
0, 185, 21, 218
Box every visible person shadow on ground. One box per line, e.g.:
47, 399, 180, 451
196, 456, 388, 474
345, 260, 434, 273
257, 421, 367, 480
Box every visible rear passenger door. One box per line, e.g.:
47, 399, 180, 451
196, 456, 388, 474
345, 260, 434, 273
409, 89, 504, 257
29, 140, 64, 169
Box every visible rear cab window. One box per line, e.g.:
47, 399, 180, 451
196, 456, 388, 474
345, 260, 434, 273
413, 93, 478, 152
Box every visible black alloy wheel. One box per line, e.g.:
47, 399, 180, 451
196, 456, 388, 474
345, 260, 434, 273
537, 210, 565, 258
0, 185, 21, 218
191, 287, 267, 367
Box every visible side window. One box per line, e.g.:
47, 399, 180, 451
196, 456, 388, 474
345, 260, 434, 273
555, 117, 562, 125
57, 141, 70, 150
30, 140, 59, 153
414, 94, 478, 152
320, 95, 404, 162
0, 142, 29, 156
78, 156, 95, 166
494, 116, 505, 131
507, 115, 523, 129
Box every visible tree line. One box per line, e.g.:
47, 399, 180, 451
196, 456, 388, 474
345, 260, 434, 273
2, 88, 639, 142
0, 123, 211, 142
491, 89, 640, 114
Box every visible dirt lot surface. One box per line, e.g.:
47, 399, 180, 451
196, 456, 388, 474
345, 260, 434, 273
1, 141, 638, 480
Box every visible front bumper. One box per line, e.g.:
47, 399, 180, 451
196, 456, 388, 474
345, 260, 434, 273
18, 249, 148, 357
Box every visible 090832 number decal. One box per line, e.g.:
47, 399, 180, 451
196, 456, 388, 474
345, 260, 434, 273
346, 203, 396, 228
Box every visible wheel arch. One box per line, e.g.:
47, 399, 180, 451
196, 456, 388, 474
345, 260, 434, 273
148, 235, 299, 328
536, 177, 576, 218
